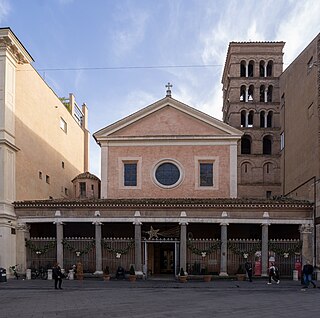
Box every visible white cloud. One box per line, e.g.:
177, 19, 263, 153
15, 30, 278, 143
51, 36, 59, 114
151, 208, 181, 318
275, 0, 320, 66
111, 6, 149, 57
0, 0, 10, 23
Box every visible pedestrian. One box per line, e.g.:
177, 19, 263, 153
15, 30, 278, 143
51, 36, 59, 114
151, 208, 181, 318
267, 262, 280, 284
302, 260, 316, 289
52, 262, 63, 290
244, 260, 253, 282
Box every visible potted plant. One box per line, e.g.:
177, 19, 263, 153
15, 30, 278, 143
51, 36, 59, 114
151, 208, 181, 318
178, 267, 187, 283
103, 266, 110, 281
203, 267, 212, 282
128, 265, 136, 282
76, 262, 84, 280
236, 264, 246, 281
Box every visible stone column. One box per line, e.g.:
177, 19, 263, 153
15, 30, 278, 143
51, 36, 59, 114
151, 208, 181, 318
179, 212, 188, 273
245, 63, 248, 77
261, 222, 269, 277
55, 219, 64, 268
16, 223, 30, 272
264, 88, 268, 103
300, 224, 313, 264
245, 87, 249, 102
94, 221, 102, 274
134, 221, 142, 273
219, 221, 229, 277
264, 64, 267, 77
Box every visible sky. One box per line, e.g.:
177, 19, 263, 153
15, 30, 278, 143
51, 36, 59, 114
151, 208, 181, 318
0, 0, 319, 178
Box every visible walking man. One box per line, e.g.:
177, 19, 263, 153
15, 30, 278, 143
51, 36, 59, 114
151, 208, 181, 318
53, 262, 63, 290
302, 260, 316, 289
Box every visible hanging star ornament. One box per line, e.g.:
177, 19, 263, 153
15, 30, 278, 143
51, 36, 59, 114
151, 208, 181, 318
146, 226, 160, 239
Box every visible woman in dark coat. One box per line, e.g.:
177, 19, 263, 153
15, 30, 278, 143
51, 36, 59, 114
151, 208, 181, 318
52, 263, 63, 289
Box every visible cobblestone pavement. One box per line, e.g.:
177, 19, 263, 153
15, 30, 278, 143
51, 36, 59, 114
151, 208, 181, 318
0, 278, 319, 318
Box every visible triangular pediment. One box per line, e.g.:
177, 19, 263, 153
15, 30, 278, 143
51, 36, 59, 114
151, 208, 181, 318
94, 97, 242, 142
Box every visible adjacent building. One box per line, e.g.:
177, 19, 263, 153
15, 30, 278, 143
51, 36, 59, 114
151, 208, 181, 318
279, 33, 320, 267
0, 28, 89, 270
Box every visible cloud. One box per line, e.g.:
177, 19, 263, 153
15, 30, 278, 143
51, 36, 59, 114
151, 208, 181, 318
111, 5, 149, 57
275, 0, 320, 66
0, 0, 10, 23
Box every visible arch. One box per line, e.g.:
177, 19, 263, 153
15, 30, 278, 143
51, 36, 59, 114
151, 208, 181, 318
260, 110, 266, 128
240, 85, 246, 102
267, 60, 273, 77
267, 111, 273, 127
240, 60, 246, 77
259, 60, 265, 77
241, 135, 252, 154
263, 135, 272, 155
240, 161, 253, 184
248, 110, 254, 127
248, 85, 254, 101
267, 85, 273, 102
260, 85, 265, 102
240, 110, 246, 127
263, 161, 275, 183
248, 60, 254, 77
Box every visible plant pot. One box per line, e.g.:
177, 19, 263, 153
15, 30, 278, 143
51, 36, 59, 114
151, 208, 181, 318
236, 274, 246, 281
103, 274, 110, 281
203, 275, 212, 282
128, 275, 136, 282
178, 275, 188, 283
77, 274, 84, 281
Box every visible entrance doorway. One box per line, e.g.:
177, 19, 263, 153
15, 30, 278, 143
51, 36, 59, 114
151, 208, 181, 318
146, 242, 176, 276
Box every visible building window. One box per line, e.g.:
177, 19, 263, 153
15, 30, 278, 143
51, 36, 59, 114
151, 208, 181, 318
263, 136, 272, 154
91, 184, 94, 191
200, 163, 213, 186
39, 171, 42, 179
241, 135, 252, 154
266, 191, 272, 199
124, 163, 137, 186
267, 61, 273, 77
80, 182, 86, 197
62, 161, 65, 169
155, 162, 180, 186
60, 117, 67, 133
64, 188, 68, 196
46, 175, 50, 184
280, 132, 285, 150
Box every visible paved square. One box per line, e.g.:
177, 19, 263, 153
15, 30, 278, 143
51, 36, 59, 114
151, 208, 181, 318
1, 279, 319, 317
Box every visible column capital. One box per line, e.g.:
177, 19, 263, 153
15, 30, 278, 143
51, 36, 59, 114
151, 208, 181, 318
300, 224, 313, 234
133, 220, 142, 225
220, 221, 229, 226
16, 222, 30, 232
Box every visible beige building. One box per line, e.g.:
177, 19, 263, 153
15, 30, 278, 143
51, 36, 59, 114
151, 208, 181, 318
221, 42, 284, 199
279, 33, 320, 267
0, 28, 89, 270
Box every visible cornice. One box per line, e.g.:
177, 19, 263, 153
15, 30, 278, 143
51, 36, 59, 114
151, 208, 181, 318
14, 198, 313, 209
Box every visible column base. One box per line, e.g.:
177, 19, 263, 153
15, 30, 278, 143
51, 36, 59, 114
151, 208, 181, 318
219, 272, 229, 277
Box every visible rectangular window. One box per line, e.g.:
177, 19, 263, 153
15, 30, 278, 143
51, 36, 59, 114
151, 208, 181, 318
124, 163, 137, 186
39, 171, 42, 179
46, 175, 50, 184
64, 188, 68, 196
200, 163, 213, 186
60, 117, 67, 133
80, 182, 86, 197
280, 132, 285, 151
62, 161, 65, 169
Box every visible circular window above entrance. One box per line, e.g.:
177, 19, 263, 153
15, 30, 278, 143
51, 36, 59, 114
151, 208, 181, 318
153, 160, 183, 188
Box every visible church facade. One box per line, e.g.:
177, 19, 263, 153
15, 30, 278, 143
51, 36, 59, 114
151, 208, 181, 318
14, 90, 313, 278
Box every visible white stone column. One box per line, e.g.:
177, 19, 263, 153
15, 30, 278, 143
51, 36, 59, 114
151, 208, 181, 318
179, 212, 188, 273
133, 213, 142, 273
94, 220, 102, 274
55, 212, 64, 267
264, 88, 268, 103
245, 62, 248, 77
261, 218, 270, 277
300, 224, 313, 264
16, 223, 30, 272
245, 87, 249, 102
264, 113, 267, 128
219, 218, 229, 277
264, 64, 267, 77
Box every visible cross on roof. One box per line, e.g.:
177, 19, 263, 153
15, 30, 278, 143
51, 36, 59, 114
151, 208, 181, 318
165, 82, 172, 97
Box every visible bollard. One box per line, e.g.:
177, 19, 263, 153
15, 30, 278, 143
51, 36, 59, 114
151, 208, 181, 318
293, 270, 298, 281
68, 269, 74, 280
26, 269, 31, 280
47, 269, 53, 280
